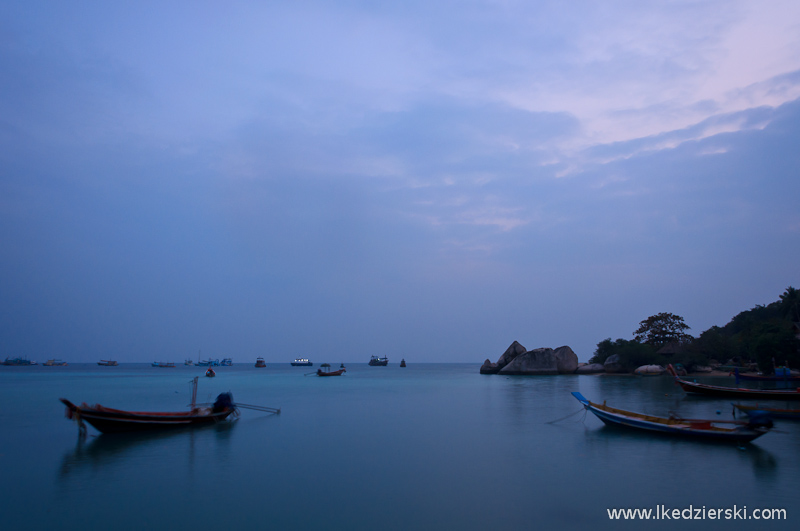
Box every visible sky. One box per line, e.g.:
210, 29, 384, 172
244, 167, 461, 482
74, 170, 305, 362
1, 1, 799, 364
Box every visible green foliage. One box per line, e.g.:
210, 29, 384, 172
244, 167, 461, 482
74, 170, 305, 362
633, 312, 692, 346
590, 338, 660, 371
593, 286, 800, 372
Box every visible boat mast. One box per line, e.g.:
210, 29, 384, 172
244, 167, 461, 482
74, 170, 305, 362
190, 376, 198, 410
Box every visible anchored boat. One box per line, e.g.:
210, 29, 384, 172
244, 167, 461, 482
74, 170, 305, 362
667, 364, 800, 400
572, 392, 771, 442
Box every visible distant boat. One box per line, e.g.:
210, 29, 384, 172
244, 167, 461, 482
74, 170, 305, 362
43, 359, 67, 366
152, 362, 176, 368
97, 360, 118, 366
368, 356, 388, 366
220, 358, 233, 366
185, 359, 194, 366
291, 358, 313, 366
255, 357, 266, 368
667, 364, 800, 400
731, 367, 800, 382
317, 363, 345, 377
734, 403, 800, 420
206, 368, 216, 378
572, 392, 772, 442
400, 359, 406, 367
2, 356, 37, 366
60, 378, 236, 434
197, 359, 220, 367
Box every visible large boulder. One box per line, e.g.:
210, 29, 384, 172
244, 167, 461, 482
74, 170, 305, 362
498, 346, 579, 375
480, 341, 527, 374
576, 363, 606, 374
603, 354, 625, 373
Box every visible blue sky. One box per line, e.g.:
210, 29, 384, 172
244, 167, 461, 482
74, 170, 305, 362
1, 1, 799, 363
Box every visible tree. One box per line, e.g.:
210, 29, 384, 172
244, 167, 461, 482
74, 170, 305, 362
633, 312, 692, 346
779, 286, 800, 322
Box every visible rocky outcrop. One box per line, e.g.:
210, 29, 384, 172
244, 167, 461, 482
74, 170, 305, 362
634, 364, 665, 376
603, 354, 625, 373
576, 363, 605, 374
497, 346, 579, 375
480, 341, 527, 374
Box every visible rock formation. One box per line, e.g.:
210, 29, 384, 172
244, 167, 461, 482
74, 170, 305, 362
481, 343, 579, 375
480, 341, 526, 374
603, 354, 625, 373
576, 363, 605, 374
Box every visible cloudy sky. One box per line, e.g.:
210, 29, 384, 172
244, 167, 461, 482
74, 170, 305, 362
2, 1, 799, 363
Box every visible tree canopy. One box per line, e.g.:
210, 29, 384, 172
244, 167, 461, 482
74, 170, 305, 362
633, 312, 692, 346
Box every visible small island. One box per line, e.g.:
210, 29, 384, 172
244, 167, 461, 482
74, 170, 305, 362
481, 287, 800, 376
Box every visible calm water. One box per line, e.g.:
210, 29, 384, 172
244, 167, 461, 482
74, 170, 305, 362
1, 363, 797, 530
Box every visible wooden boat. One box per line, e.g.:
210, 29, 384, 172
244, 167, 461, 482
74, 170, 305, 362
152, 361, 175, 368
368, 355, 388, 366
197, 359, 220, 367
291, 358, 313, 366
667, 364, 800, 400
43, 359, 67, 366
572, 392, 771, 442
255, 357, 266, 368
60, 378, 236, 434
220, 358, 233, 366
733, 403, 800, 420
206, 368, 216, 377
97, 360, 118, 366
731, 367, 800, 382
317, 363, 345, 376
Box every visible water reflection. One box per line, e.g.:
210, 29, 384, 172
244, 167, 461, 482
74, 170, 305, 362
58, 421, 238, 481
579, 423, 779, 478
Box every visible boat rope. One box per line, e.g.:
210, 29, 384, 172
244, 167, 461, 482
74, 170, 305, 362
233, 403, 281, 415
546, 407, 586, 424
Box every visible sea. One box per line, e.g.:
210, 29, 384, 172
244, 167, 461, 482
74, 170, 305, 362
1, 362, 797, 531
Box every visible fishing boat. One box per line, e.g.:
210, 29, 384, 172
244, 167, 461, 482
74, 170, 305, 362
572, 392, 772, 442
2, 356, 37, 366
400, 359, 406, 367
255, 357, 266, 368
220, 358, 233, 366
197, 359, 220, 367
43, 359, 67, 366
206, 368, 216, 377
60, 378, 236, 434
97, 360, 118, 366
667, 364, 800, 400
317, 363, 345, 377
291, 358, 313, 366
731, 367, 800, 382
368, 355, 388, 366
184, 359, 194, 366
733, 403, 800, 420
152, 361, 176, 368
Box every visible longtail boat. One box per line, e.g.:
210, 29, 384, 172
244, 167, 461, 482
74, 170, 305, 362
733, 403, 800, 420
317, 363, 345, 376
97, 360, 118, 366
572, 392, 771, 442
667, 364, 800, 400
60, 377, 236, 434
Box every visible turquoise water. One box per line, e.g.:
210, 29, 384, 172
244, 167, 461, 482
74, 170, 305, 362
1, 363, 797, 530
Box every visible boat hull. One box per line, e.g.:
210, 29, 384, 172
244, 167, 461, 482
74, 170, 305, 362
734, 403, 800, 420
572, 392, 769, 442
61, 399, 234, 434
317, 369, 345, 376
667, 365, 800, 400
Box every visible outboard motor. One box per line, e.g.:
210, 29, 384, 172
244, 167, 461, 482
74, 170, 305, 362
212, 392, 235, 413
746, 411, 773, 431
